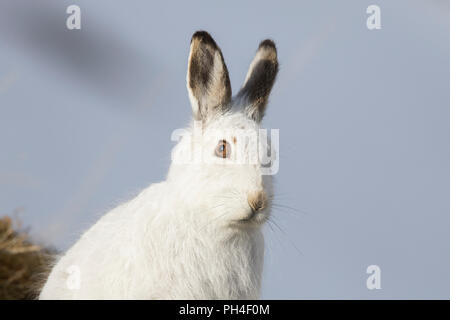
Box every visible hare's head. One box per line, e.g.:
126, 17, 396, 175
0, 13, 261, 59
168, 31, 278, 230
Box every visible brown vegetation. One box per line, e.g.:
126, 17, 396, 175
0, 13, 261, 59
0, 216, 55, 299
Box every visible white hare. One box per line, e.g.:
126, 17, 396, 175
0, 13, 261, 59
39, 31, 278, 299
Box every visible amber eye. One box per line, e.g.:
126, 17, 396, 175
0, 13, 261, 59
215, 140, 231, 158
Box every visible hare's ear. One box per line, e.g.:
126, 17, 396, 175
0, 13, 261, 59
236, 40, 278, 123
187, 31, 232, 122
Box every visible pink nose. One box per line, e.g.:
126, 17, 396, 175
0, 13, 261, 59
248, 191, 267, 212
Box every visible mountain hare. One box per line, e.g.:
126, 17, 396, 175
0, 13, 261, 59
40, 31, 278, 299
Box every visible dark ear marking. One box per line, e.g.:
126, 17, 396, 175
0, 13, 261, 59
237, 39, 278, 122
187, 31, 232, 122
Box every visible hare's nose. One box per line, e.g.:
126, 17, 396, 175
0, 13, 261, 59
248, 191, 267, 212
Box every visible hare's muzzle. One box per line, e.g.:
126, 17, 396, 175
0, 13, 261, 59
247, 191, 267, 213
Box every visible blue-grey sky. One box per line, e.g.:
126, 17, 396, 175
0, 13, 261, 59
1, 0, 450, 299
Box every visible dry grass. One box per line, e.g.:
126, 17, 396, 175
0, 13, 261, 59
0, 216, 55, 300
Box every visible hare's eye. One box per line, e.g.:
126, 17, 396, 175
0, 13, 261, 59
215, 140, 231, 158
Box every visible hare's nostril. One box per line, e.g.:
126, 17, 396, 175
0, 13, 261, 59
248, 191, 266, 212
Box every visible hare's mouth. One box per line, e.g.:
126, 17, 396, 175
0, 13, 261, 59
239, 208, 258, 222
234, 208, 267, 226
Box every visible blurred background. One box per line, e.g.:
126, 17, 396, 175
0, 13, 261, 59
1, 0, 450, 299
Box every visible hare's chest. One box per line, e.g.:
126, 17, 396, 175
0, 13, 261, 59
156, 233, 264, 299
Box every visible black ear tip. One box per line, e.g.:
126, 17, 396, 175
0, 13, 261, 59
259, 39, 277, 51
191, 31, 218, 48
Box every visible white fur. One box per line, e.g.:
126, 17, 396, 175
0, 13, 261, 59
39, 112, 273, 300
40, 33, 276, 299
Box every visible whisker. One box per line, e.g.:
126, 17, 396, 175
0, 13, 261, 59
271, 203, 308, 216
196, 208, 232, 233
271, 206, 302, 219
265, 219, 285, 250
267, 193, 292, 200
268, 216, 303, 257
